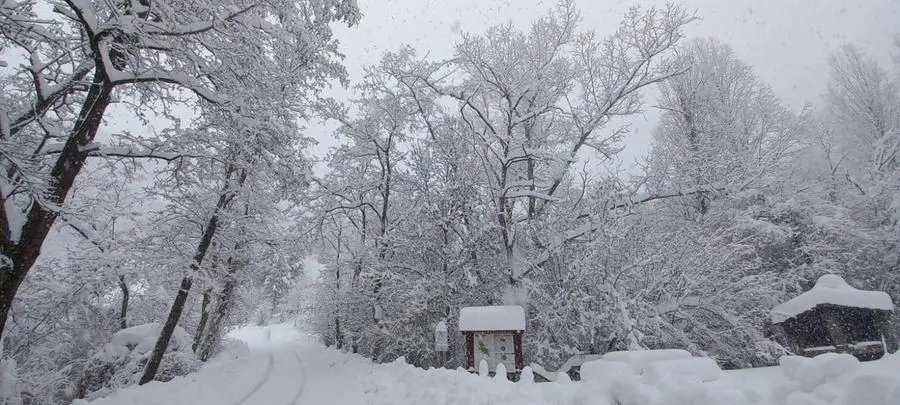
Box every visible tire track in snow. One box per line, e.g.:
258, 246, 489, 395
230, 351, 275, 405
288, 351, 307, 405
231, 327, 275, 405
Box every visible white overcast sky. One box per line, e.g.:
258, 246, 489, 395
307, 0, 900, 171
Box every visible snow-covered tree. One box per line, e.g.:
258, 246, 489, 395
311, 0, 702, 367
0, 0, 359, 341
790, 45, 900, 335
402, 2, 697, 293
1, 0, 360, 399
646, 38, 797, 218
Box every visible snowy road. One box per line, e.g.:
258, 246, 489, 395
226, 350, 305, 405
225, 328, 309, 405
81, 323, 900, 405
80, 324, 372, 405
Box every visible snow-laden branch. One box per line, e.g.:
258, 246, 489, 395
503, 190, 559, 202
59, 215, 108, 252
96, 39, 220, 103
38, 142, 209, 162
59, 0, 99, 38
521, 183, 735, 279
7, 62, 94, 138
139, 5, 257, 37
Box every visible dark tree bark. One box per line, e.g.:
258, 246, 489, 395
192, 288, 212, 353
195, 240, 243, 361
334, 317, 342, 349
334, 262, 343, 349
330, 229, 344, 349
139, 275, 193, 385
118, 275, 129, 330
196, 274, 236, 361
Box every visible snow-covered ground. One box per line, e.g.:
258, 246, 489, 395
79, 323, 900, 405
78, 324, 371, 405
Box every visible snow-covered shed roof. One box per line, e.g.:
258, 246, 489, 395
771, 274, 894, 324
458, 305, 526, 332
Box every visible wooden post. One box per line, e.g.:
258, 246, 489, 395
465, 332, 475, 371
513, 331, 524, 372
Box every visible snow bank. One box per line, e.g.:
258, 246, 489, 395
842, 373, 900, 405
576, 351, 900, 405
579, 359, 633, 382
367, 357, 580, 405
577, 356, 729, 405
601, 349, 692, 374
778, 354, 859, 391
372, 353, 741, 405
642, 357, 721, 384
78, 334, 273, 405
458, 306, 526, 331
771, 274, 894, 323
760, 352, 900, 405
590, 353, 900, 405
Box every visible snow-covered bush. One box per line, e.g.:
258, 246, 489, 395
76, 323, 199, 399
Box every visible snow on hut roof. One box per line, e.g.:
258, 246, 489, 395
458, 305, 526, 332
771, 274, 894, 324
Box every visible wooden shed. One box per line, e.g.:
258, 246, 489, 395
770, 274, 897, 360
459, 305, 525, 376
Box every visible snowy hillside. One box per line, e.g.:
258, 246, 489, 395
79, 323, 900, 405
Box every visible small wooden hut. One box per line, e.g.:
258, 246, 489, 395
458, 305, 525, 376
770, 274, 897, 360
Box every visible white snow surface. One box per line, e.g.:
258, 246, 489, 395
771, 274, 894, 323
78, 322, 900, 405
458, 305, 526, 331
580, 359, 633, 383
79, 323, 370, 405
601, 349, 693, 374
642, 357, 722, 384
109, 323, 192, 355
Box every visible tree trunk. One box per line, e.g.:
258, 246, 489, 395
334, 244, 343, 349
0, 266, 27, 340
334, 316, 342, 349
140, 168, 245, 383
139, 276, 193, 385
0, 70, 113, 339
192, 288, 212, 353
118, 275, 129, 330
196, 246, 243, 361
196, 277, 236, 361
683, 108, 709, 216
